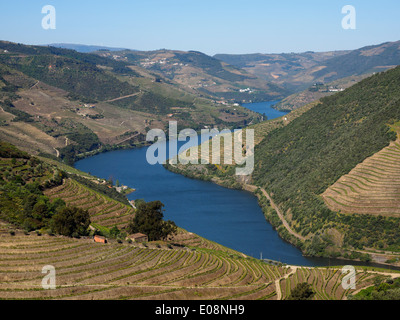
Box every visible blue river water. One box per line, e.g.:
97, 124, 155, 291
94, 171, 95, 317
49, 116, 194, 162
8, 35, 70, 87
74, 102, 391, 268
242, 100, 287, 119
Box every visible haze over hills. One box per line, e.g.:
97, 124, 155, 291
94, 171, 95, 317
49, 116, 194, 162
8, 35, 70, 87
41, 40, 400, 111
47, 43, 131, 53
94, 48, 289, 104
215, 40, 400, 94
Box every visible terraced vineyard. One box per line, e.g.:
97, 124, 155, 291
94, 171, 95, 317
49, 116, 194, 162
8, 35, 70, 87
165, 100, 319, 188
276, 266, 382, 300
1, 223, 396, 300
322, 138, 400, 216
44, 178, 134, 230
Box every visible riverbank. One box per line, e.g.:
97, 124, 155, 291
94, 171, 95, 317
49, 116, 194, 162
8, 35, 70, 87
75, 137, 325, 266
73, 100, 400, 269
164, 161, 400, 270
161, 100, 400, 269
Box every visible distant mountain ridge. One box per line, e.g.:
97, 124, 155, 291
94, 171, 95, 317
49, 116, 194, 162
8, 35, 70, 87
0, 40, 260, 164
166, 65, 400, 263
214, 40, 400, 92
47, 43, 133, 53
95, 48, 289, 104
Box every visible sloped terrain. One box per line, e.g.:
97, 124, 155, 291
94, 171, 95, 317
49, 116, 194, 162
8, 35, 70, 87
0, 41, 261, 164
167, 66, 400, 259
0, 222, 393, 300
0, 141, 398, 300
97, 49, 288, 103
44, 178, 134, 229
323, 138, 400, 216
215, 41, 400, 93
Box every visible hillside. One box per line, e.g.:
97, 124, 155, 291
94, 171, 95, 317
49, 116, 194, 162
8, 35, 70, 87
1, 134, 400, 300
274, 73, 374, 111
166, 66, 400, 264
0, 41, 261, 164
48, 43, 130, 53
215, 41, 400, 94
2, 221, 395, 300
322, 136, 400, 217
96, 49, 289, 104
251, 66, 400, 258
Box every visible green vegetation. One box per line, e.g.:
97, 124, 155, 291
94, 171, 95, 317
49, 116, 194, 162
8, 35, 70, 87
0, 141, 398, 301
252, 66, 400, 255
0, 141, 91, 236
127, 200, 177, 241
215, 41, 400, 93
350, 277, 400, 300
50, 206, 90, 237
313, 42, 400, 82
166, 66, 400, 261
68, 173, 130, 205
286, 282, 315, 300
0, 41, 261, 167
174, 51, 252, 82
111, 91, 192, 115
56, 120, 102, 165
111, 48, 287, 104
0, 53, 139, 103
1, 100, 34, 122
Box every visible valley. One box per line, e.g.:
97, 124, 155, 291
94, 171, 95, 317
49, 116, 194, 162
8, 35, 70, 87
168, 65, 400, 267
0, 41, 262, 164
0, 38, 400, 301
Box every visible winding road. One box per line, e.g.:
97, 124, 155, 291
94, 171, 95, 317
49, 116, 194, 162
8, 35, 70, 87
244, 184, 306, 241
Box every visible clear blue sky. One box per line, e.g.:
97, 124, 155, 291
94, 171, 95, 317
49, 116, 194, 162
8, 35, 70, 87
0, 0, 399, 55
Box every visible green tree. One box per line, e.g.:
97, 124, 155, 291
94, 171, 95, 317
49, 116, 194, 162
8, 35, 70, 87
127, 200, 177, 241
109, 225, 120, 238
50, 207, 90, 237
287, 282, 315, 300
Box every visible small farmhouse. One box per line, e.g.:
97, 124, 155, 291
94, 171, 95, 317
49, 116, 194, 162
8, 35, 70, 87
94, 235, 107, 243
127, 233, 148, 243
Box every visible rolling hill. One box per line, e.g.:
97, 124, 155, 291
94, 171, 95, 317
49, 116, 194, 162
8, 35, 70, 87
166, 66, 400, 264
0, 41, 262, 164
322, 136, 400, 217
1, 220, 396, 300
215, 40, 400, 94
48, 43, 131, 53
0, 142, 396, 300
251, 66, 400, 258
95, 49, 289, 104
0, 117, 399, 301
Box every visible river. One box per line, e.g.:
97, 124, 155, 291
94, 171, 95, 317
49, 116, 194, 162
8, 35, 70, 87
74, 101, 394, 269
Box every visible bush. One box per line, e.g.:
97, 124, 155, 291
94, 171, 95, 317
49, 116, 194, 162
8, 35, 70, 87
50, 207, 90, 237
287, 283, 315, 300
126, 200, 177, 241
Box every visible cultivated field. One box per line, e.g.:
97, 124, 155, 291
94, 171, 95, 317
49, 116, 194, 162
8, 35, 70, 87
44, 178, 134, 230
0, 222, 394, 300
2, 175, 399, 300
0, 162, 397, 300
323, 138, 400, 216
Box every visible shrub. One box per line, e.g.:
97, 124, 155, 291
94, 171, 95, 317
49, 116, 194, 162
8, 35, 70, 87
50, 207, 90, 237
